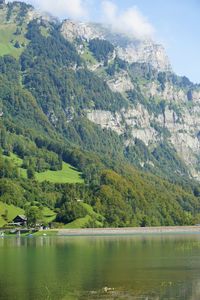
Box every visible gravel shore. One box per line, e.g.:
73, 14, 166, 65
57, 226, 200, 236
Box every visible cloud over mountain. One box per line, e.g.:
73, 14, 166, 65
7, 0, 155, 39
101, 0, 155, 39
8, 0, 89, 19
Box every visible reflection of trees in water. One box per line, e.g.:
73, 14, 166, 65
1, 236, 200, 299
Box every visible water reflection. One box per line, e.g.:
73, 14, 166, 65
1, 234, 200, 299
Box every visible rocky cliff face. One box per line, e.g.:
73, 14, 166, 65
60, 19, 200, 180
116, 41, 171, 72
2, 2, 196, 181
61, 20, 103, 42
61, 20, 172, 72
87, 101, 200, 179
107, 70, 134, 93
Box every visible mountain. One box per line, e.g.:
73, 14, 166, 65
61, 20, 172, 72
61, 19, 200, 180
0, 1, 200, 228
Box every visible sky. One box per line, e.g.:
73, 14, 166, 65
8, 0, 200, 83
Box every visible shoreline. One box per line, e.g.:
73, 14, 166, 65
56, 226, 200, 236
2, 226, 200, 237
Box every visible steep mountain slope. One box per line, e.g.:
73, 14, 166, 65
1, 1, 200, 227
61, 20, 172, 72
60, 19, 200, 180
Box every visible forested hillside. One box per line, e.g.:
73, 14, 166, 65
1, 1, 200, 228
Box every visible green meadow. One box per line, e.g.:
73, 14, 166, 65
64, 202, 104, 229
35, 162, 84, 184
3, 153, 83, 184
0, 201, 56, 227
0, 24, 28, 58
0, 202, 24, 227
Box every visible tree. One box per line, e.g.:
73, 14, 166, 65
27, 167, 35, 179
14, 41, 21, 48
26, 206, 43, 227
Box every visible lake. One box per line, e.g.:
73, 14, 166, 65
1, 234, 200, 299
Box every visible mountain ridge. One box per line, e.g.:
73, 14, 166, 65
1, 1, 200, 228
61, 19, 172, 72
59, 18, 200, 180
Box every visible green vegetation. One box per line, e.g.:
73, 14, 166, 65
40, 26, 50, 38
0, 200, 56, 228
0, 1, 200, 229
32, 230, 58, 236
0, 201, 24, 227
36, 162, 83, 184
42, 207, 56, 223
81, 46, 97, 65
2, 153, 83, 184
64, 203, 104, 228
0, 23, 28, 58
21, 22, 127, 113
89, 38, 114, 62
3, 153, 27, 178
64, 215, 92, 229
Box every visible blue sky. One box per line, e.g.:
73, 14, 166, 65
10, 0, 200, 83
119, 0, 200, 83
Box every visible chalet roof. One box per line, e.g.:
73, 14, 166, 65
13, 215, 27, 221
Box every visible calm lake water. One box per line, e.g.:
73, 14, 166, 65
1, 234, 200, 299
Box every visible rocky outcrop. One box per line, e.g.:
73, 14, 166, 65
116, 41, 172, 72
60, 19, 200, 179
86, 102, 200, 179
61, 20, 103, 42
87, 110, 124, 135
61, 20, 172, 72
142, 81, 188, 103
107, 70, 134, 93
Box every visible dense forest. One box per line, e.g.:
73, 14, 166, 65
1, 1, 200, 228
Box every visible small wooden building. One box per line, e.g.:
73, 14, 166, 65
12, 215, 27, 226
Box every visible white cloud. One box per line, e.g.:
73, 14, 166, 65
101, 0, 155, 40
39, 0, 89, 19
9, 0, 89, 20
7, 0, 155, 39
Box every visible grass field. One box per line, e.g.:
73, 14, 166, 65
0, 202, 24, 227
42, 207, 56, 223
80, 203, 103, 220
0, 200, 102, 229
32, 230, 58, 237
3, 152, 23, 166
0, 24, 28, 58
3, 153, 83, 184
35, 162, 84, 184
81, 45, 97, 66
64, 215, 91, 229
64, 202, 104, 229
0, 201, 56, 227
3, 153, 27, 178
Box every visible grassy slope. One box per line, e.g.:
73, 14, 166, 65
64, 215, 91, 229
81, 44, 98, 66
0, 202, 56, 227
42, 207, 56, 223
35, 162, 84, 184
0, 202, 24, 227
3, 153, 27, 177
0, 24, 28, 58
4, 153, 84, 183
64, 202, 104, 229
